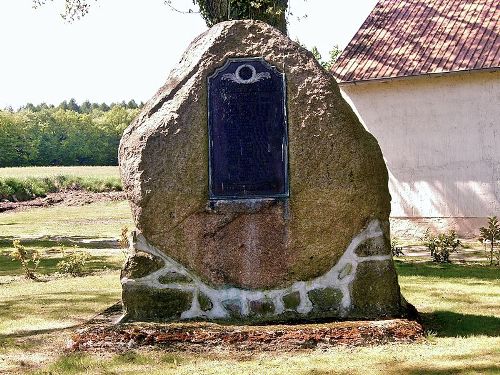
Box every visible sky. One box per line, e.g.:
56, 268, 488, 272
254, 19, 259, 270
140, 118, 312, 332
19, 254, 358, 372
0, 0, 378, 109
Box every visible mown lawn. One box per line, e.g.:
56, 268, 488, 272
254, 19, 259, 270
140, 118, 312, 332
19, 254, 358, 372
0, 200, 133, 239
1, 259, 498, 375
0, 167, 498, 374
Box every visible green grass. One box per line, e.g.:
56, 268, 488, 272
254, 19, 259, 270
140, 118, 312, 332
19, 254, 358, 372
0, 249, 124, 277
0, 258, 496, 374
0, 200, 133, 239
0, 166, 121, 201
36, 338, 499, 375
0, 273, 121, 336
395, 260, 500, 337
0, 181, 498, 374
0, 197, 132, 277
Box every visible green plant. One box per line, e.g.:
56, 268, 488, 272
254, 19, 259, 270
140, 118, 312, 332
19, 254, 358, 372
57, 251, 91, 276
422, 229, 461, 263
478, 216, 500, 265
33, 0, 289, 32
391, 239, 404, 257
311, 45, 342, 70
10, 240, 40, 280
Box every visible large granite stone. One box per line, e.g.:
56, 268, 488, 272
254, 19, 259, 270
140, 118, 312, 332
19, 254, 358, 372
120, 20, 391, 294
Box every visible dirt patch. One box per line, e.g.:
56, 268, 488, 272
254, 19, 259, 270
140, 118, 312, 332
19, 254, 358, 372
70, 304, 424, 353
0, 190, 126, 213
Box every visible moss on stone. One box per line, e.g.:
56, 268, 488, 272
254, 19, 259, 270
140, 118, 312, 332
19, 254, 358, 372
350, 260, 402, 318
158, 271, 192, 284
308, 287, 343, 313
249, 299, 275, 316
121, 252, 164, 280
198, 292, 213, 311
122, 284, 192, 321
221, 299, 243, 319
282, 291, 301, 310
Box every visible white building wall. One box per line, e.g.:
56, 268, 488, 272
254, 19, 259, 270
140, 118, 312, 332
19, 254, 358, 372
339, 70, 500, 225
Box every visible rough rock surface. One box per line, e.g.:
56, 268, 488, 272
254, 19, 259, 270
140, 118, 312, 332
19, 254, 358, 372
120, 251, 164, 280
350, 260, 402, 318
119, 20, 391, 291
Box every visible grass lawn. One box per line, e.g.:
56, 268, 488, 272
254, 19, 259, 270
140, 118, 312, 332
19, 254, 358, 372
0, 167, 498, 374
1, 260, 498, 375
0, 200, 133, 239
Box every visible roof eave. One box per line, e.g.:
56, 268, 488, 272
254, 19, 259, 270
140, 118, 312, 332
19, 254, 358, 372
335, 66, 500, 86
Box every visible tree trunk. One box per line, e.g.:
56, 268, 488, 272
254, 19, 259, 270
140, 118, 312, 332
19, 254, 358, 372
491, 242, 494, 265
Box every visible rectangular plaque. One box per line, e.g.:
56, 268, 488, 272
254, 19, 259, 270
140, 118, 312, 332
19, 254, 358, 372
208, 57, 289, 199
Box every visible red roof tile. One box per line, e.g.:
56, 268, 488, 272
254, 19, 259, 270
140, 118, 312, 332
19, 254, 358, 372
332, 0, 500, 83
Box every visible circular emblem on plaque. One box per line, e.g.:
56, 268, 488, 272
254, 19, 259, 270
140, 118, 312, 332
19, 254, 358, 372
235, 64, 257, 83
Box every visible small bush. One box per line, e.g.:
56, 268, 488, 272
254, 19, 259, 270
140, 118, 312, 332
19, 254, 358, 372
391, 239, 404, 257
10, 240, 40, 280
422, 229, 461, 263
57, 251, 91, 276
479, 216, 500, 266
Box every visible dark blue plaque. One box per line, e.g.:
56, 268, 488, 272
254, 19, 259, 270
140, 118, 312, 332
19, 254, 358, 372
208, 57, 289, 199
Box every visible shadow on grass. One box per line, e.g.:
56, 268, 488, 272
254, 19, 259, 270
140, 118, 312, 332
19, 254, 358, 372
422, 311, 500, 337
301, 366, 500, 375
395, 364, 500, 375
394, 260, 498, 280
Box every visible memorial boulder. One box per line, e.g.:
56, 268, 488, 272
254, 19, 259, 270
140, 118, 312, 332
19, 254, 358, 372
119, 20, 407, 322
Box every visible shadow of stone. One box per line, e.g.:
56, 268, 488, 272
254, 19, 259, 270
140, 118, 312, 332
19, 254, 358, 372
400, 365, 500, 375
422, 311, 500, 337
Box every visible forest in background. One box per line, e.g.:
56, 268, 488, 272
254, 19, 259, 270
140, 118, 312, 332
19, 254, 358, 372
0, 99, 142, 167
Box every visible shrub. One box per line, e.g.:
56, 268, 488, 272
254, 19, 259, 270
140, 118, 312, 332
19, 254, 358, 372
479, 216, 500, 266
10, 240, 40, 280
57, 251, 91, 276
391, 239, 404, 257
422, 229, 461, 263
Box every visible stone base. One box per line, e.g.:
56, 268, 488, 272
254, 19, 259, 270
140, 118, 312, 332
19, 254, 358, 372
121, 219, 408, 323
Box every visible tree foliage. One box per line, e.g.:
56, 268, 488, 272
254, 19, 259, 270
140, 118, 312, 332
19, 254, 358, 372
0, 100, 140, 167
33, 0, 289, 32
311, 45, 342, 70
196, 0, 288, 32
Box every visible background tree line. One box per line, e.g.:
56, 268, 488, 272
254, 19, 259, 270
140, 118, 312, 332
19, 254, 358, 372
0, 99, 142, 167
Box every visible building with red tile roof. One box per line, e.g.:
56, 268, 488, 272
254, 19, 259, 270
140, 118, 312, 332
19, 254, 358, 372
333, 0, 499, 82
332, 0, 499, 237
